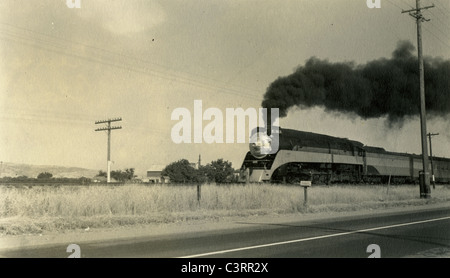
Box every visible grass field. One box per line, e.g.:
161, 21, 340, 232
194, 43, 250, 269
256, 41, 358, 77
1, 183, 449, 235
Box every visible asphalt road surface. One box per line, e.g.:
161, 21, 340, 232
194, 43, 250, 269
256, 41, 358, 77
1, 206, 449, 258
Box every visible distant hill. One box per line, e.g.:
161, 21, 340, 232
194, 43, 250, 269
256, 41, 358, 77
0, 162, 99, 179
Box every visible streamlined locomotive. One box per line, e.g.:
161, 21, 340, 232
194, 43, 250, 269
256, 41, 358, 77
239, 127, 450, 184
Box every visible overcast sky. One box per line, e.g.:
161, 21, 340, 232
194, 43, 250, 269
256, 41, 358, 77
1, 0, 449, 177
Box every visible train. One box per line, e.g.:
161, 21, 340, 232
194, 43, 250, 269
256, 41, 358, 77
239, 127, 450, 184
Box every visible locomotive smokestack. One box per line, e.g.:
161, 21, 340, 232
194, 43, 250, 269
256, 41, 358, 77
261, 40, 450, 126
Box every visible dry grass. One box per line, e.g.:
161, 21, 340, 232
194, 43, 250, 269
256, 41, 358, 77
1, 183, 449, 235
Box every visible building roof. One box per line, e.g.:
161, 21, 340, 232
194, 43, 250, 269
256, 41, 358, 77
147, 165, 166, 172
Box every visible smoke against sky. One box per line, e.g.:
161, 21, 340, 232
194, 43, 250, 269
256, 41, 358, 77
262, 40, 450, 125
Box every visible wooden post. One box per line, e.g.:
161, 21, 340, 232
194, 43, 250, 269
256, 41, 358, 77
300, 180, 311, 211
304, 186, 308, 209
428, 132, 439, 189
197, 184, 201, 205
402, 0, 434, 199
387, 175, 391, 196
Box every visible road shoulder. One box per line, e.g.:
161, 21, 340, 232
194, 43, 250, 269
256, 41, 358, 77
1, 202, 449, 252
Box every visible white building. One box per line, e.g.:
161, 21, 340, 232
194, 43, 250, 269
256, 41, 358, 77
146, 165, 169, 184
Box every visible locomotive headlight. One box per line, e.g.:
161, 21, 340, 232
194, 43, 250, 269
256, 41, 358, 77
249, 132, 272, 159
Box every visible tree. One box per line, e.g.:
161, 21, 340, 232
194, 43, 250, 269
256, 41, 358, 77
202, 159, 235, 184
110, 170, 123, 182
37, 172, 53, 179
97, 170, 107, 177
162, 159, 199, 183
78, 177, 91, 184
161, 158, 236, 184
110, 168, 136, 182
97, 168, 136, 182
124, 168, 136, 180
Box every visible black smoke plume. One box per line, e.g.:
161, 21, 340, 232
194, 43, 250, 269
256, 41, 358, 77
262, 41, 450, 125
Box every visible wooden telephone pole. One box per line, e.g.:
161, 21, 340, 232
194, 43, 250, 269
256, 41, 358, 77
427, 132, 439, 189
95, 117, 122, 183
402, 0, 434, 198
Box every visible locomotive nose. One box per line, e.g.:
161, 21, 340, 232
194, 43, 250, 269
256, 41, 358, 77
249, 132, 272, 159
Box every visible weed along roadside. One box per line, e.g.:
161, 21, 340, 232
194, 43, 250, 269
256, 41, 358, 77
0, 183, 449, 235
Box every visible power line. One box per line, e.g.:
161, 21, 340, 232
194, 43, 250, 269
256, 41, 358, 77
0, 21, 257, 95
386, 0, 406, 10
0, 31, 259, 100
399, 0, 415, 9
427, 22, 450, 42
386, 0, 450, 50
433, 0, 450, 14
422, 25, 450, 50
384, 0, 416, 40
425, 9, 450, 42
427, 7, 450, 29
432, 6, 450, 30
0, 22, 263, 101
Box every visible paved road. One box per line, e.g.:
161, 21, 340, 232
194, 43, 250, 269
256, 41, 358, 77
1, 207, 449, 258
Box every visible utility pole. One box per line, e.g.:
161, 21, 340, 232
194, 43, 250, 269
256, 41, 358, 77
95, 117, 122, 183
402, 0, 434, 199
427, 132, 439, 189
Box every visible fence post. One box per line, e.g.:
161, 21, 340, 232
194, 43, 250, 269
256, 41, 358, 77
304, 186, 308, 209
197, 184, 201, 206
387, 174, 391, 196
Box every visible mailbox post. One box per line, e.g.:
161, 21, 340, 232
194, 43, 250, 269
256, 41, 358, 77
300, 180, 312, 210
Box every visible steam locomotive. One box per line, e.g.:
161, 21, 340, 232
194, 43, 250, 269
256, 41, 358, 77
239, 127, 450, 184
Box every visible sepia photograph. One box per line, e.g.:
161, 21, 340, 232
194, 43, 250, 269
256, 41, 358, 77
0, 0, 449, 267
